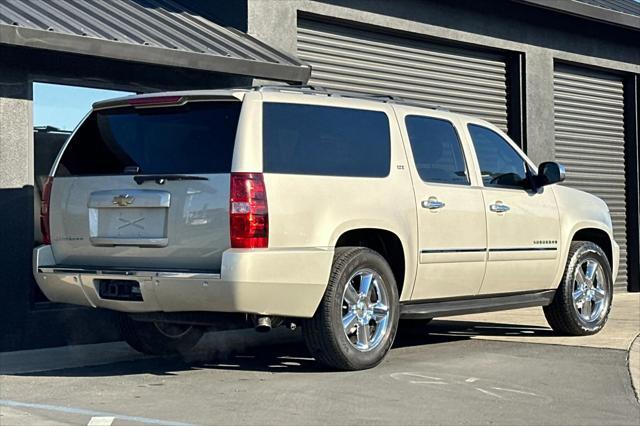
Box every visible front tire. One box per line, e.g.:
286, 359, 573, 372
119, 314, 203, 356
303, 247, 399, 371
543, 241, 613, 335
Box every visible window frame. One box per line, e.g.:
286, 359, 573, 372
467, 123, 535, 191
404, 114, 471, 187
262, 102, 392, 178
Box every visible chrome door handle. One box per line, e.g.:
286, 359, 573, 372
489, 203, 510, 213
422, 198, 446, 210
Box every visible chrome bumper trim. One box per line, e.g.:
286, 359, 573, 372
37, 266, 221, 280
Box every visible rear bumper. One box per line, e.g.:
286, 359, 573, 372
33, 245, 332, 318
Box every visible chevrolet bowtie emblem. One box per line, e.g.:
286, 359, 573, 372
112, 194, 135, 207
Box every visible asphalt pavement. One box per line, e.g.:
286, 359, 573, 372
1, 294, 639, 426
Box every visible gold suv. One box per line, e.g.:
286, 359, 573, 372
34, 86, 619, 370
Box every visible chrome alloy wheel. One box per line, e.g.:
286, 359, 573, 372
572, 258, 608, 322
341, 269, 390, 352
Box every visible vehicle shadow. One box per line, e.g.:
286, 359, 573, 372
393, 319, 553, 348
13, 319, 554, 378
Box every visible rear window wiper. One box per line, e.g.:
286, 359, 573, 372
133, 174, 209, 185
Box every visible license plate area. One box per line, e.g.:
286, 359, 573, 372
97, 279, 143, 301
88, 190, 170, 247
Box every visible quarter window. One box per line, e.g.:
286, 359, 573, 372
405, 116, 469, 185
263, 103, 390, 177
468, 124, 529, 189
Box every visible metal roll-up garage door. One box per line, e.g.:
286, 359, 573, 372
297, 19, 509, 132
553, 65, 627, 290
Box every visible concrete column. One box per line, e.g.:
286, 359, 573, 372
247, 0, 301, 85
0, 67, 35, 350
247, 0, 298, 56
0, 98, 33, 188
524, 49, 556, 165
0, 68, 33, 188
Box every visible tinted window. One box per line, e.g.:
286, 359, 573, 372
57, 102, 241, 176
468, 124, 528, 189
405, 116, 469, 185
263, 103, 390, 177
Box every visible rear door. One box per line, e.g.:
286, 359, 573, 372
49, 98, 242, 272
398, 111, 487, 300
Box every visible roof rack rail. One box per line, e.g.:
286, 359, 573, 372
251, 84, 448, 111
257, 84, 399, 103
392, 98, 445, 110
254, 84, 327, 93
339, 92, 396, 102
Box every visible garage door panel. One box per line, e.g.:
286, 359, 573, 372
555, 133, 628, 147
555, 127, 624, 139
555, 94, 625, 111
307, 60, 508, 94
308, 67, 508, 101
555, 118, 624, 133
555, 151, 626, 165
554, 66, 628, 290
556, 142, 625, 156
555, 99, 625, 115
298, 26, 507, 73
315, 71, 506, 105
555, 71, 624, 89
299, 46, 507, 84
297, 19, 509, 132
555, 109, 627, 123
555, 85, 624, 101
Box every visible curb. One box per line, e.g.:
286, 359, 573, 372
0, 342, 146, 375
0, 327, 299, 375
629, 334, 640, 403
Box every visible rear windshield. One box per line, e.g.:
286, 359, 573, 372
56, 101, 241, 176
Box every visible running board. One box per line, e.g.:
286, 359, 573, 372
400, 290, 556, 319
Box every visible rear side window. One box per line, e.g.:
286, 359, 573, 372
56, 101, 241, 176
263, 103, 390, 177
405, 115, 469, 185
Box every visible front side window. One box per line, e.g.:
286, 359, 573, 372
468, 124, 528, 189
405, 116, 469, 185
263, 103, 390, 177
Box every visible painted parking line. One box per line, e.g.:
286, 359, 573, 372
88, 417, 115, 426
0, 399, 193, 426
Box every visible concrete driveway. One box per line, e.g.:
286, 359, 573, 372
1, 294, 639, 426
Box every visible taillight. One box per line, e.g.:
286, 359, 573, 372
40, 176, 53, 245
230, 173, 268, 248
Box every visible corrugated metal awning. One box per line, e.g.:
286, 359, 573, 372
0, 0, 310, 83
516, 0, 640, 30
575, 0, 640, 17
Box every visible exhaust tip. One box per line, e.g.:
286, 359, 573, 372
255, 316, 272, 333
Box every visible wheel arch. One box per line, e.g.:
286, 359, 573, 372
562, 222, 618, 288
570, 227, 613, 269
334, 228, 409, 300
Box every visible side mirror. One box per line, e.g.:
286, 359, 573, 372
536, 161, 566, 187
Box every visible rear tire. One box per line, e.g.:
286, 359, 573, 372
119, 314, 203, 356
303, 247, 399, 371
543, 241, 613, 336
